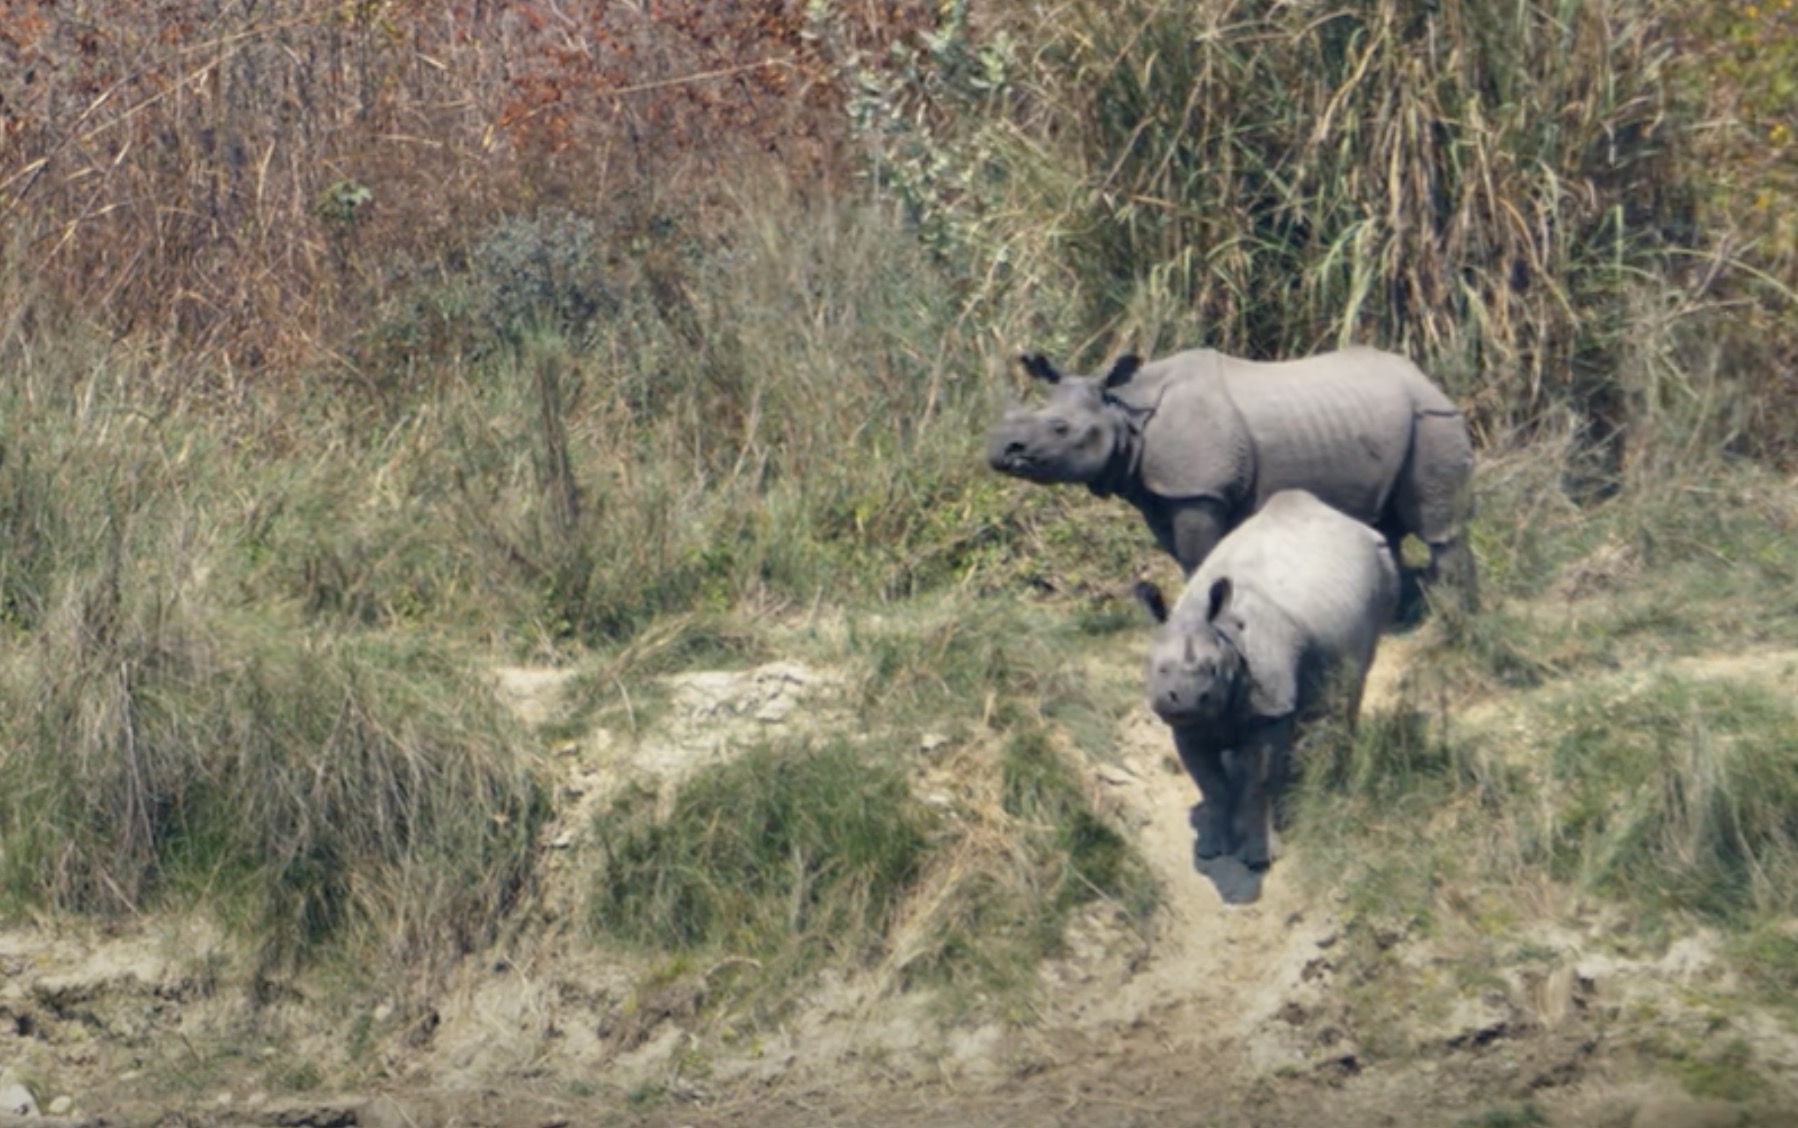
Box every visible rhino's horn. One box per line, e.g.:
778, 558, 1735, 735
1103, 355, 1143, 388
1018, 353, 1062, 384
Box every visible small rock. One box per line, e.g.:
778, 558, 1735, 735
1658, 935, 1719, 980
48, 1095, 74, 1116
372, 1002, 394, 1023
1437, 993, 1514, 1050
0, 1083, 37, 1116
551, 830, 576, 850
1572, 954, 1615, 998
919, 733, 952, 754
1096, 764, 1136, 786
1536, 965, 1579, 1027
753, 696, 796, 723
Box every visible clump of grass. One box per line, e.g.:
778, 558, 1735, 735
0, 367, 548, 973
547, 611, 775, 744
589, 737, 934, 994
277, 198, 1134, 647
0, 598, 549, 971
1456, 1104, 1548, 1128
1297, 643, 1798, 1003
999, 726, 1157, 923
1535, 676, 1798, 922
1666, 1036, 1766, 1102
887, 724, 1158, 1006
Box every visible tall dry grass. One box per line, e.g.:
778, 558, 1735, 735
0, 343, 549, 974
0, 1, 931, 373
862, 0, 1798, 470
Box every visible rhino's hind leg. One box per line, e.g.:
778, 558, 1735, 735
1393, 409, 1478, 612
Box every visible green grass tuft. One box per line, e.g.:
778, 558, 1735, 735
1002, 727, 1156, 922
1455, 1104, 1548, 1128
1538, 677, 1798, 923
590, 737, 935, 979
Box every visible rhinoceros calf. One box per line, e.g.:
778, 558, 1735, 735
1136, 489, 1398, 871
987, 345, 1476, 610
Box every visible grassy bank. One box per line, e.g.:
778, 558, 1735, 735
1, 0, 1796, 1046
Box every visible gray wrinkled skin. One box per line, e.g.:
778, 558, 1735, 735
1137, 490, 1399, 882
987, 346, 1477, 609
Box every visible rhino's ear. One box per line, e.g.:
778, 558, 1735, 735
1204, 577, 1234, 623
1102, 355, 1143, 389
1018, 353, 1063, 384
1133, 580, 1170, 624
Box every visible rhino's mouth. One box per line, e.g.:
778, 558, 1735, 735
1149, 683, 1229, 726
987, 440, 1049, 478
1150, 699, 1216, 726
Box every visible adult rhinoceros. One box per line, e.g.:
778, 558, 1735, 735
984, 346, 1476, 608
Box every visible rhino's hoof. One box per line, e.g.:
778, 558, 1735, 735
1238, 840, 1272, 871
1193, 836, 1229, 863
1192, 817, 1233, 862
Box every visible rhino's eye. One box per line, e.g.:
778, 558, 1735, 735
1049, 419, 1070, 436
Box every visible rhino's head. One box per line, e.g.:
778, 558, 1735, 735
1137, 577, 1246, 726
985, 353, 1143, 484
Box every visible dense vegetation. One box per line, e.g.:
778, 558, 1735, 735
2, 0, 1795, 1016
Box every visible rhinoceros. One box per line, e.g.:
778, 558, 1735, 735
1135, 489, 1398, 872
986, 345, 1476, 609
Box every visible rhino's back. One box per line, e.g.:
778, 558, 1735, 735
1182, 490, 1397, 654
1219, 348, 1444, 521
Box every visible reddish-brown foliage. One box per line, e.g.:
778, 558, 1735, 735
0, 1, 932, 373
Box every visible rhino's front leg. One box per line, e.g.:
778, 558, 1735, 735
1154, 497, 1231, 576
1426, 536, 1480, 614
1234, 717, 1294, 871
1172, 724, 1236, 860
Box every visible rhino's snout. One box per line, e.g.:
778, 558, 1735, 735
1151, 684, 1199, 720
1149, 661, 1224, 724
1150, 686, 1183, 720
989, 437, 1027, 469
985, 420, 1037, 473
